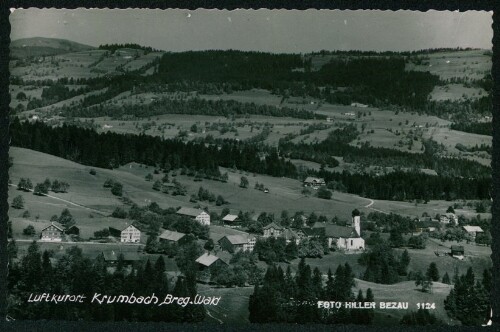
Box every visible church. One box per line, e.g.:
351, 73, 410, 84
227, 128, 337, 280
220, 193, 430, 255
313, 209, 365, 251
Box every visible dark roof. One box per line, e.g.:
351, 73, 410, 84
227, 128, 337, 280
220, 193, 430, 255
418, 220, 441, 228
301, 227, 325, 237
263, 222, 284, 230
324, 224, 359, 238
451, 245, 464, 251
221, 234, 249, 245
177, 207, 206, 217
41, 222, 64, 232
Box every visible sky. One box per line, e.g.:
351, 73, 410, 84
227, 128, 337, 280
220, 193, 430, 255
9, 8, 493, 53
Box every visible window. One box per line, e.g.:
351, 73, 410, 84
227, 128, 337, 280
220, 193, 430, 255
351, 240, 353, 246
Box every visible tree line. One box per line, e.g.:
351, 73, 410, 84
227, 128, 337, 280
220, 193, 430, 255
249, 259, 375, 324
7, 241, 205, 322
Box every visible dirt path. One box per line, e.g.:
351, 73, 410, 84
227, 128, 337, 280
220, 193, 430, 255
9, 184, 107, 216
363, 197, 389, 214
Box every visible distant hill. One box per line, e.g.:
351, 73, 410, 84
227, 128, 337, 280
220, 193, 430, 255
10, 37, 95, 58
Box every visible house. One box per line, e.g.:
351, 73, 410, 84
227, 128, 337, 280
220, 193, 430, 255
281, 228, 301, 244
222, 214, 240, 224
303, 177, 326, 189
440, 213, 458, 225
450, 245, 465, 257
176, 207, 210, 226
301, 227, 325, 239
159, 230, 188, 245
218, 234, 256, 253
462, 225, 484, 239
121, 225, 141, 243
263, 222, 284, 238
100, 251, 142, 265
416, 220, 441, 233
350, 102, 368, 108
195, 252, 228, 270
40, 222, 64, 242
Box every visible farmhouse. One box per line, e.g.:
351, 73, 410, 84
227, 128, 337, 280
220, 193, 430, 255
303, 177, 326, 189
416, 220, 441, 232
40, 222, 64, 242
218, 234, 256, 253
440, 213, 458, 225
263, 222, 284, 238
222, 214, 240, 224
195, 252, 228, 270
100, 251, 141, 265
176, 207, 210, 226
121, 225, 141, 243
462, 225, 484, 239
159, 230, 188, 245
350, 102, 368, 108
450, 245, 465, 257
281, 228, 302, 244
302, 227, 325, 239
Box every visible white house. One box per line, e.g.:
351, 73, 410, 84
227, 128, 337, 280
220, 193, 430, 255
176, 207, 211, 226
440, 213, 458, 225
263, 222, 284, 238
40, 222, 64, 242
121, 225, 141, 243
218, 234, 257, 253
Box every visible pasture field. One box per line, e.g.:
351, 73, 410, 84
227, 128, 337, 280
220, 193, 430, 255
406, 49, 491, 81
197, 284, 254, 324
430, 83, 487, 102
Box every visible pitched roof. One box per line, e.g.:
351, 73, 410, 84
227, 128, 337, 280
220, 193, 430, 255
263, 222, 284, 230
463, 225, 484, 233
159, 230, 186, 242
195, 252, 225, 267
312, 222, 327, 229
41, 222, 64, 232
324, 224, 359, 238
222, 214, 239, 222
281, 228, 299, 240
222, 234, 249, 245
304, 177, 325, 184
451, 245, 464, 251
122, 224, 142, 232
301, 227, 325, 237
176, 207, 206, 217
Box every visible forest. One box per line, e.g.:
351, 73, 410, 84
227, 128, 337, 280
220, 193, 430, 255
9, 119, 491, 200
248, 259, 375, 324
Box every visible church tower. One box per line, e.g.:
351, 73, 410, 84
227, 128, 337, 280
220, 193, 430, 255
352, 209, 361, 237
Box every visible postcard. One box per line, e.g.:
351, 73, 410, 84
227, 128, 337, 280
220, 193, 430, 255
4, 7, 494, 327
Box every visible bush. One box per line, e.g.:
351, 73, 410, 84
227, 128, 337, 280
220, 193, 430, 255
317, 186, 332, 199
94, 228, 110, 238
111, 182, 123, 196
89, 169, 97, 175
22, 210, 31, 218
23, 225, 35, 236
11, 195, 24, 209
111, 207, 127, 219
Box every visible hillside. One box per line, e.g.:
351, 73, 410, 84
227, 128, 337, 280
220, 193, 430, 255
10, 37, 95, 58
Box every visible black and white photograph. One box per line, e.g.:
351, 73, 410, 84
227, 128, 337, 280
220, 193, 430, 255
4, 8, 494, 326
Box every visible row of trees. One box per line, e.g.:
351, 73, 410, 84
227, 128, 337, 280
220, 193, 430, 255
7, 241, 205, 322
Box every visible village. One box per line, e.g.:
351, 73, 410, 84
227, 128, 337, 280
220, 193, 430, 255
24, 175, 487, 278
